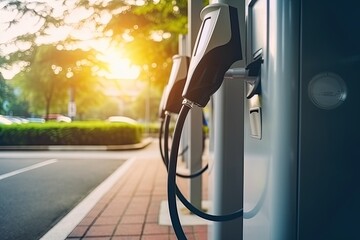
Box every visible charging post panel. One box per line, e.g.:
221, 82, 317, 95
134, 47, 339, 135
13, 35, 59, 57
243, 0, 360, 239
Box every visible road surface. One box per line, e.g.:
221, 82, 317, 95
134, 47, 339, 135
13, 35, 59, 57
0, 151, 129, 240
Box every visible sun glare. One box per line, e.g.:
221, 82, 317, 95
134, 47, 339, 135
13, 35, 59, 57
97, 49, 140, 80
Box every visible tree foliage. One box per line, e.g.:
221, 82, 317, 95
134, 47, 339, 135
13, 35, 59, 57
0, 73, 15, 115
99, 0, 188, 87
12, 44, 105, 119
0, 72, 29, 116
0, 0, 194, 120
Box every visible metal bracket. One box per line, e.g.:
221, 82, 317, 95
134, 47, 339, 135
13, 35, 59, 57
224, 57, 263, 99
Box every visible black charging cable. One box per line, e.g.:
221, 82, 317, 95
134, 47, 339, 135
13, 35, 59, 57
159, 117, 188, 163
161, 112, 209, 178
167, 100, 243, 240
159, 118, 166, 162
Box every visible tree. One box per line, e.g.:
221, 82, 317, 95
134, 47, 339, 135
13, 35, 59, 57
12, 44, 104, 119
65, 64, 108, 120
0, 73, 28, 116
0, 73, 13, 115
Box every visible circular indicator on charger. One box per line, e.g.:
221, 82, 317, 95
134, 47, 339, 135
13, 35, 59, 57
308, 72, 347, 110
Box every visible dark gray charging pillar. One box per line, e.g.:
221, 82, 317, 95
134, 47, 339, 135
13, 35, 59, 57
210, 77, 244, 239
209, 0, 245, 239
186, 0, 204, 209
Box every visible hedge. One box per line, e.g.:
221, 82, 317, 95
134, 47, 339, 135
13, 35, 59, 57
0, 122, 144, 145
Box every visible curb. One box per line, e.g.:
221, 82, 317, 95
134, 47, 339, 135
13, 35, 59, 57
0, 138, 153, 151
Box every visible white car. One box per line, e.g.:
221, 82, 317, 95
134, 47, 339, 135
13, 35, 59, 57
56, 115, 72, 123
0, 115, 13, 125
106, 116, 138, 125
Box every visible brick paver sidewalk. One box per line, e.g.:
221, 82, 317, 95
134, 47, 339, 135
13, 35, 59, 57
65, 141, 208, 240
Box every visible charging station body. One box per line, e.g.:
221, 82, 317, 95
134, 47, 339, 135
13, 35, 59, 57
243, 0, 360, 239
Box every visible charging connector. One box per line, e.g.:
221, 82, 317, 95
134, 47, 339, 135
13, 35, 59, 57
163, 55, 190, 114
182, 3, 242, 107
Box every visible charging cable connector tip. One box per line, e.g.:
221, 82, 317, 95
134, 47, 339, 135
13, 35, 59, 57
182, 99, 194, 109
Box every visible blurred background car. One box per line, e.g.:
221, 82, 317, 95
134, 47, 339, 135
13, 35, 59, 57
0, 115, 30, 124
5, 116, 29, 124
43, 114, 72, 123
56, 115, 72, 123
26, 117, 46, 123
0, 115, 13, 125
106, 116, 138, 125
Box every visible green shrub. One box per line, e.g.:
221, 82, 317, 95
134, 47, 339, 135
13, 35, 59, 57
0, 122, 143, 145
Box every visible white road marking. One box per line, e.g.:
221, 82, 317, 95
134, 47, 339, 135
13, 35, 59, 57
0, 159, 58, 181
40, 157, 137, 240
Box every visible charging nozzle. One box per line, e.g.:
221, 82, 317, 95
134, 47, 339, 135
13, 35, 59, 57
163, 55, 190, 114
158, 85, 169, 119
182, 3, 242, 107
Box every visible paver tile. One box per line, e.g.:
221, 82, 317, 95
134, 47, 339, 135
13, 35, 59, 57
67, 226, 88, 238
85, 225, 116, 237
94, 216, 120, 225
143, 223, 170, 235
120, 215, 146, 224
114, 224, 143, 236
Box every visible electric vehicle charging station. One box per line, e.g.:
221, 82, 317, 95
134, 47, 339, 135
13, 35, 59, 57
165, 2, 245, 239
158, 54, 190, 172
163, 0, 360, 239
